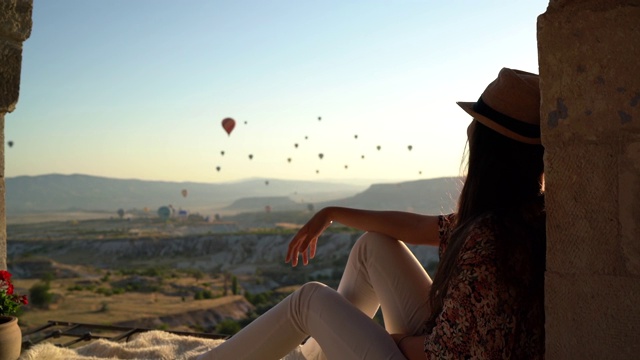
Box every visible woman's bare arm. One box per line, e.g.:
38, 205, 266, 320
286, 206, 441, 266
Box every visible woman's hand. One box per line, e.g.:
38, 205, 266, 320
286, 208, 333, 266
286, 206, 442, 266
390, 334, 425, 360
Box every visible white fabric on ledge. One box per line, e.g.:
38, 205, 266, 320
19, 330, 306, 360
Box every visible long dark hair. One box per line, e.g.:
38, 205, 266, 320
424, 120, 546, 332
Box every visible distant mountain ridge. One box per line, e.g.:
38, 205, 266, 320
5, 174, 366, 215
6, 174, 462, 216
318, 177, 461, 214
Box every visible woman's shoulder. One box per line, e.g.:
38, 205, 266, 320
456, 214, 502, 265
460, 206, 545, 264
466, 202, 545, 242
438, 213, 497, 258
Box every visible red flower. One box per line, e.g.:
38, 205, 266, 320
0, 270, 28, 317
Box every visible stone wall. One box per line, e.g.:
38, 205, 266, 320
0, 0, 32, 269
538, 0, 640, 358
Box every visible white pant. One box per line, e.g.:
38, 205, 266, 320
199, 232, 433, 360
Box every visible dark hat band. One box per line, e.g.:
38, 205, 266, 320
473, 97, 540, 139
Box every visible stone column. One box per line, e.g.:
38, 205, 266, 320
0, 0, 33, 269
538, 1, 640, 358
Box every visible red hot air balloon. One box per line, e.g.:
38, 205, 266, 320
221, 118, 236, 136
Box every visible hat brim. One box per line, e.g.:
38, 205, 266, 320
457, 101, 541, 145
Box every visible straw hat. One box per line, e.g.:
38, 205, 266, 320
457, 68, 541, 144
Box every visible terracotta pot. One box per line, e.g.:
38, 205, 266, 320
0, 316, 22, 360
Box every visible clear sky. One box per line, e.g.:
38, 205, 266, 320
6, 0, 549, 184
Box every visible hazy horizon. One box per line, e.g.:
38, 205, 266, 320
5, 171, 462, 187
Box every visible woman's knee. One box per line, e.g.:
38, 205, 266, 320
290, 282, 332, 326
352, 231, 401, 259
298, 281, 327, 293
293, 282, 328, 304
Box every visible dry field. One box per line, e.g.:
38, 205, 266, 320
12, 272, 258, 334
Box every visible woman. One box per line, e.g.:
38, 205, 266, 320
198, 67, 545, 360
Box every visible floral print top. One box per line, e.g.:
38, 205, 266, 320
423, 214, 544, 359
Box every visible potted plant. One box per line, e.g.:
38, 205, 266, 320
1, 270, 28, 360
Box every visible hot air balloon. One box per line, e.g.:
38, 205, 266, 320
376, 145, 381, 151
305, 136, 308, 140
216, 166, 221, 172
265, 205, 272, 213
294, 143, 299, 148
287, 158, 292, 163
222, 118, 236, 136
265, 180, 269, 186
354, 135, 358, 139
244, 121, 248, 125
248, 154, 253, 160
344, 165, 348, 169
181, 189, 188, 198
157, 206, 171, 220
318, 116, 322, 121
361, 155, 365, 159
408, 145, 413, 151
318, 153, 324, 160
117, 208, 125, 219
7, 141, 13, 147
221, 150, 225, 156
316, 170, 320, 174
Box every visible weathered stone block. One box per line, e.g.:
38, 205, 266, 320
538, 4, 640, 142
0, 0, 33, 41
620, 137, 640, 276
546, 272, 640, 359
545, 141, 625, 275
0, 39, 24, 113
